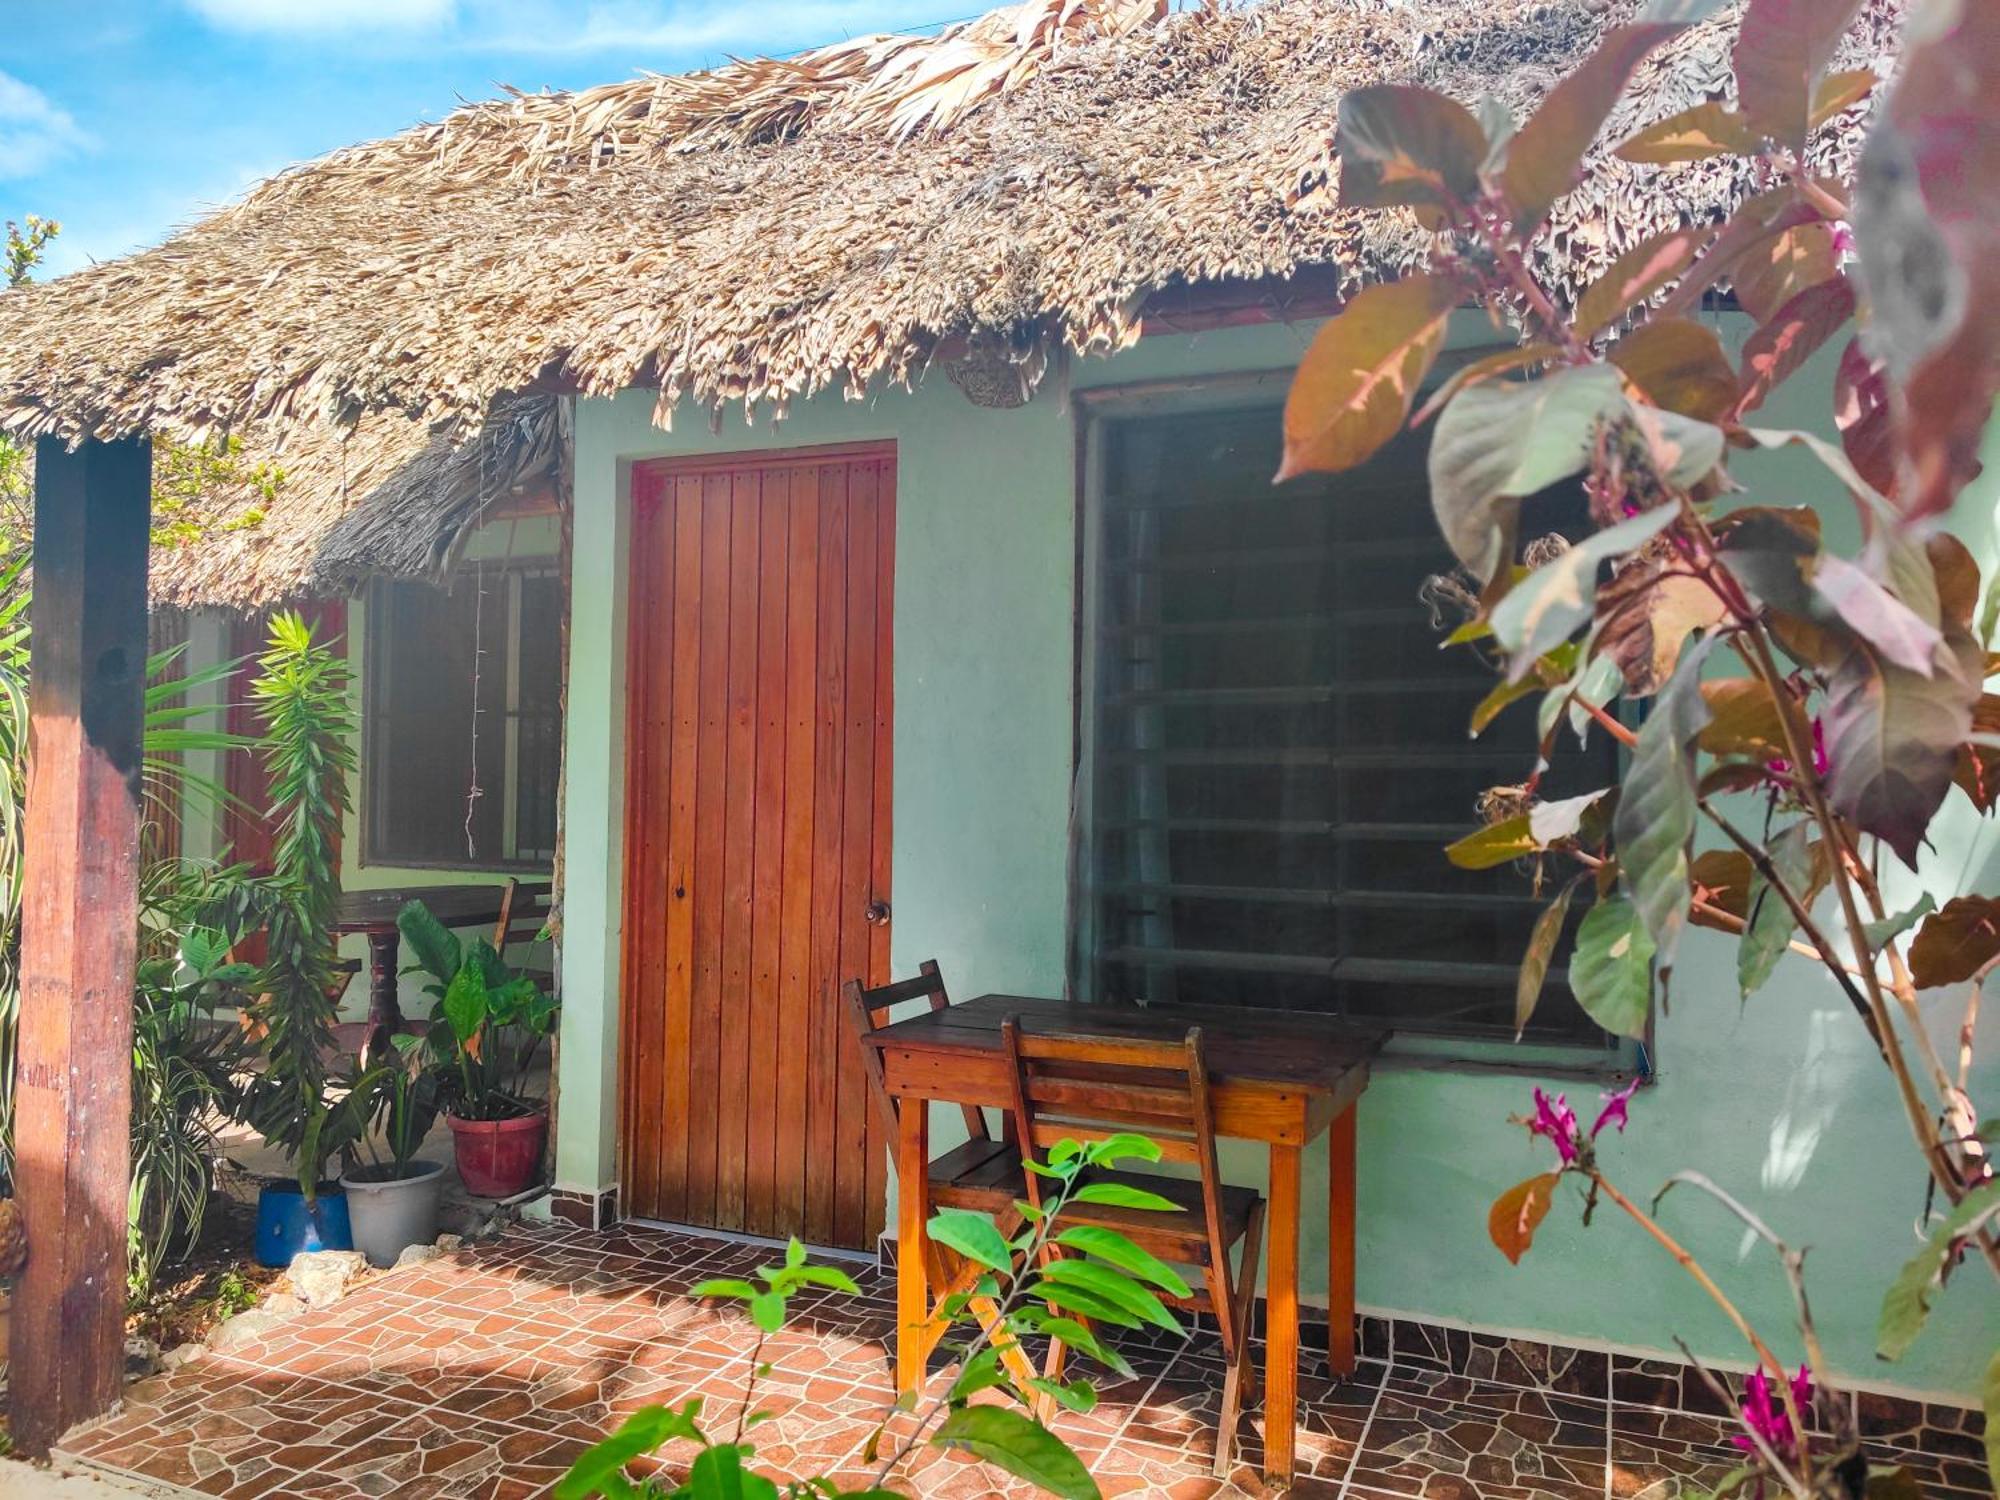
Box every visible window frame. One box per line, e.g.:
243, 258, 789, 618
1067, 364, 1642, 1070
359, 560, 563, 873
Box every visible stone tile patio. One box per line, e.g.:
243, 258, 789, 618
53, 1223, 1989, 1500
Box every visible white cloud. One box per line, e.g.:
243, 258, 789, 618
185, 0, 456, 34
0, 70, 91, 180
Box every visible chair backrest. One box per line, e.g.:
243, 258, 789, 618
842, 960, 991, 1144
1000, 1017, 1230, 1270
491, 878, 552, 961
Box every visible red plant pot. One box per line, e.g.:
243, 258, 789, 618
447, 1109, 548, 1199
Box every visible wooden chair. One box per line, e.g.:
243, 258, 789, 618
843, 962, 1038, 1392
1002, 1017, 1268, 1478
491, 878, 554, 988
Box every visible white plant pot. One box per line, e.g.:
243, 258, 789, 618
339, 1160, 446, 1268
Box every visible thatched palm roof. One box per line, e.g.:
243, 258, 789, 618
144, 394, 564, 610
2, 0, 1898, 607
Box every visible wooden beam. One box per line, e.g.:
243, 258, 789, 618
9, 435, 150, 1457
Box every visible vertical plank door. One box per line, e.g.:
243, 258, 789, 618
621, 445, 894, 1248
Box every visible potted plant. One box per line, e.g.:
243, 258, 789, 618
339, 1045, 444, 1267
232, 612, 371, 1264
397, 900, 558, 1199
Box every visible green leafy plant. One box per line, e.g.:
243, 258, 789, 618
1281, 0, 1999, 1491
396, 899, 557, 1123
128, 909, 253, 1298
348, 1040, 442, 1182
237, 611, 376, 1200
557, 1134, 1186, 1500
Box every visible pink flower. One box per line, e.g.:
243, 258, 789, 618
1731, 1366, 1813, 1459
1591, 1080, 1638, 1139
1526, 1088, 1581, 1164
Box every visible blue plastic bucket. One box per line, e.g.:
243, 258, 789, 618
255, 1181, 353, 1266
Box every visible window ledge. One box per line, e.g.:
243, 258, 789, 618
1373, 1034, 1642, 1086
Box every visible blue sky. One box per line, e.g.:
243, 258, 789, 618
3, 0, 968, 277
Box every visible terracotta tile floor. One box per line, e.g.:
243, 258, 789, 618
52, 1223, 1980, 1500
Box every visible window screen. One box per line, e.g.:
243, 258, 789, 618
1078, 402, 1617, 1045
365, 567, 562, 869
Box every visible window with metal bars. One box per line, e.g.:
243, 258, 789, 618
1075, 398, 1619, 1047
363, 565, 562, 870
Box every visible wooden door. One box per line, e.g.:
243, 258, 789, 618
621, 445, 894, 1248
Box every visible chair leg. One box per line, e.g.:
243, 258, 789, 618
1214, 1203, 1268, 1478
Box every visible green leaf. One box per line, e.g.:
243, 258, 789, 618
1877, 1180, 2000, 1361
1490, 504, 1680, 673
693, 1278, 759, 1301
1739, 821, 1811, 1000
1278, 274, 1461, 480
1428, 363, 1626, 582
1039, 1259, 1181, 1334
441, 960, 491, 1048
927, 1210, 1017, 1273
1334, 85, 1487, 211
748, 1291, 786, 1333
1516, 879, 1581, 1038
396, 899, 462, 987
1055, 1225, 1194, 1299
1569, 897, 1657, 1039
1614, 633, 1714, 971
932, 1405, 1102, 1500
1070, 1181, 1180, 1213
1081, 1133, 1163, 1168
1030, 1281, 1143, 1329
950, 1347, 1009, 1403
1445, 815, 1538, 870
1014, 1311, 1134, 1378
1863, 893, 1936, 951
685, 1443, 779, 1500
1502, 18, 1699, 229
555, 1402, 706, 1499
1027, 1377, 1099, 1414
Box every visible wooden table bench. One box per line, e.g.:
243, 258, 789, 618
862, 992, 1384, 1486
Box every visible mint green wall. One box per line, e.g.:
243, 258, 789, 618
559, 319, 2000, 1404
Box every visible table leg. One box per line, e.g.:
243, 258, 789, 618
1327, 1101, 1358, 1377
364, 929, 402, 1059
1265, 1142, 1302, 1487
895, 1100, 931, 1394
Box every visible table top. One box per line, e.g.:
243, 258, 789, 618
864, 993, 1386, 1095
333, 882, 549, 934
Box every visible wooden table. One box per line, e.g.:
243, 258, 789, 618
334, 883, 548, 1047
863, 993, 1384, 1487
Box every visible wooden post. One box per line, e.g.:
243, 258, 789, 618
9, 435, 150, 1456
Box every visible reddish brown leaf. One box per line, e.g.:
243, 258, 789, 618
1733, 223, 1840, 323
1488, 1172, 1561, 1265
1576, 228, 1710, 340
1501, 20, 1693, 231
1928, 535, 1981, 634
1689, 849, 1756, 931
1698, 676, 1793, 762
1909, 896, 2000, 989
1834, 337, 1897, 497
1736, 276, 1857, 416
1279, 273, 1461, 480
1611, 317, 1739, 420
1615, 102, 1762, 164
1954, 695, 2000, 813
1734, 0, 1867, 151
1598, 549, 1729, 697
1336, 85, 1488, 212
1810, 68, 1877, 129
1657, 189, 1827, 321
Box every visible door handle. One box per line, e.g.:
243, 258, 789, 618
864, 899, 891, 926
